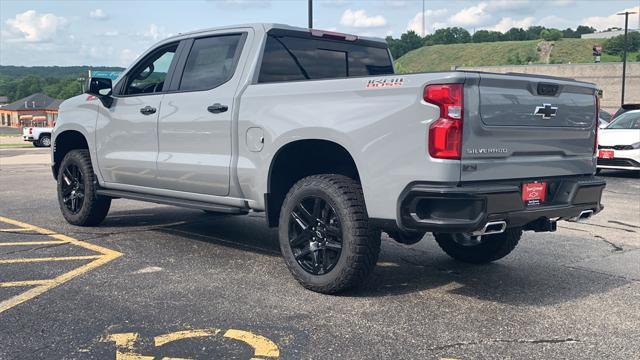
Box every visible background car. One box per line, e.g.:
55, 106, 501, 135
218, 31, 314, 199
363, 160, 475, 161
599, 109, 613, 128
597, 110, 640, 172
612, 104, 640, 119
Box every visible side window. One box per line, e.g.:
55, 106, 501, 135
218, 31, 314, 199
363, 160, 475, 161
124, 44, 178, 95
258, 35, 394, 83
178, 34, 243, 92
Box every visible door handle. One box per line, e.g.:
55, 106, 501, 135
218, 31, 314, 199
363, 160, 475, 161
207, 103, 228, 114
140, 106, 156, 115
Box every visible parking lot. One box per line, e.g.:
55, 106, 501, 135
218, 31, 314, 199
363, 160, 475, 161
1, 147, 639, 359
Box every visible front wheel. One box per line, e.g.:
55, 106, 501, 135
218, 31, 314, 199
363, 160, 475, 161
57, 149, 111, 226
434, 228, 522, 264
278, 174, 380, 294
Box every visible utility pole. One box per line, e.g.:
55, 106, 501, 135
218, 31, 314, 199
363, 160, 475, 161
617, 10, 638, 106
422, 0, 425, 37
308, 0, 313, 29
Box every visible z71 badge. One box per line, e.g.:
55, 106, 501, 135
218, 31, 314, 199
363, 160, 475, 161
366, 77, 404, 88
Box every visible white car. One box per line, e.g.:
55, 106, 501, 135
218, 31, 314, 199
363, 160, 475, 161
22, 126, 53, 147
597, 110, 640, 172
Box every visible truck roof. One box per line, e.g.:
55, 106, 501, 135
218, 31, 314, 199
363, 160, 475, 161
162, 23, 387, 45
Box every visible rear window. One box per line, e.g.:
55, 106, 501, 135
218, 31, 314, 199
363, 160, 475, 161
258, 33, 393, 83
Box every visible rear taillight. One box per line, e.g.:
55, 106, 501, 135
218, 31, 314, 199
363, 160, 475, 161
29, 127, 33, 135
594, 95, 599, 155
424, 84, 464, 159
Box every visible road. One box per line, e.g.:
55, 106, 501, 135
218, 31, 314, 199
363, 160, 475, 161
1, 148, 639, 359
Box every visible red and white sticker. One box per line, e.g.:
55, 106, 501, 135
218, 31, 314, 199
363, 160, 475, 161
522, 182, 547, 206
366, 77, 404, 89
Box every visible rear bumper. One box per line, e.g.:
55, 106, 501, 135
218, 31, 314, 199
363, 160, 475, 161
23, 136, 34, 141
597, 156, 640, 171
398, 176, 605, 233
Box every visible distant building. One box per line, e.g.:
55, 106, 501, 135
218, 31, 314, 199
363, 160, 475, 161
582, 29, 639, 39
0, 93, 63, 128
0, 96, 8, 106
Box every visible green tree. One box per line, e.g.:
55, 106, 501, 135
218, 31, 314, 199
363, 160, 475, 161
562, 28, 576, 38
526, 26, 546, 40
541, 29, 563, 41
503, 27, 528, 41
575, 25, 597, 36
472, 30, 503, 43
604, 32, 640, 55
429, 27, 471, 45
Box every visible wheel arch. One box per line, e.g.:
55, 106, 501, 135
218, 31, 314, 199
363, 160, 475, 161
265, 139, 361, 227
52, 129, 90, 179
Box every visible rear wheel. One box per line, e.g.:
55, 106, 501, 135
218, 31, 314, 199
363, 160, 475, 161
38, 135, 51, 147
279, 174, 380, 294
57, 149, 111, 226
434, 228, 522, 264
32, 141, 40, 147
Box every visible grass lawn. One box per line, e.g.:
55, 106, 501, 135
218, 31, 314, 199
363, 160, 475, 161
395, 38, 639, 73
0, 143, 33, 149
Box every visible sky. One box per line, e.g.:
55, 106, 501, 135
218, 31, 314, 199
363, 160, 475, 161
1, 0, 639, 67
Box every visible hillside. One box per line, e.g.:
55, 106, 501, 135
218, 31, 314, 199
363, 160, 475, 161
395, 38, 638, 73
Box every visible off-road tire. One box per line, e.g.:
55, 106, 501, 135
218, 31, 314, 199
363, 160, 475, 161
434, 228, 522, 264
279, 174, 381, 294
57, 149, 111, 226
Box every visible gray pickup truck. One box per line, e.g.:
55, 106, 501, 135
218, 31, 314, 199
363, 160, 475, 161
52, 23, 605, 293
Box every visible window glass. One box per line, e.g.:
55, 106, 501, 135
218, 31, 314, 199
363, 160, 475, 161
258, 35, 393, 83
607, 112, 640, 129
125, 44, 177, 95
179, 35, 242, 91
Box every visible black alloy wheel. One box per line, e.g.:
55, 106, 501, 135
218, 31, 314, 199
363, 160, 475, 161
289, 196, 343, 275
60, 163, 85, 214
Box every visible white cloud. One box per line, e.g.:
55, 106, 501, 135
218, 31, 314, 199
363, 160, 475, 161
140, 23, 169, 41
486, 16, 535, 32
340, 9, 387, 28
448, 3, 491, 27
103, 31, 119, 37
4, 10, 67, 43
581, 6, 640, 31
407, 9, 448, 35
89, 9, 108, 20
536, 15, 574, 29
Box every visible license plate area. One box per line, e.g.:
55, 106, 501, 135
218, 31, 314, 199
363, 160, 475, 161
522, 182, 547, 207
598, 149, 614, 159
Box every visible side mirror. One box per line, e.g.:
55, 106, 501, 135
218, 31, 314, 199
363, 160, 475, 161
87, 77, 114, 108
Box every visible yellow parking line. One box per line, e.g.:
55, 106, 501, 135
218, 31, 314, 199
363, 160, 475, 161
0, 215, 122, 314
0, 255, 102, 264
154, 329, 221, 347
224, 329, 280, 358
0, 280, 55, 287
0, 240, 68, 246
0, 228, 34, 232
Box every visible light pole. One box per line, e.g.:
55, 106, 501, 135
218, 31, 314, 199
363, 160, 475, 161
617, 11, 638, 106
308, 0, 313, 29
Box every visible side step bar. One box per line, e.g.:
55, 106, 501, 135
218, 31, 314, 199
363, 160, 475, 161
96, 189, 249, 214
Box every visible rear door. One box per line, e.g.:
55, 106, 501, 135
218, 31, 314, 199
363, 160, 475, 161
155, 31, 249, 196
461, 72, 597, 182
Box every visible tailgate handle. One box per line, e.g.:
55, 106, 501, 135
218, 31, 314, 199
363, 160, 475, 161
537, 83, 559, 96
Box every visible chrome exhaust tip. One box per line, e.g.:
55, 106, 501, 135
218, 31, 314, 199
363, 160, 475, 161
568, 210, 594, 222
471, 220, 507, 236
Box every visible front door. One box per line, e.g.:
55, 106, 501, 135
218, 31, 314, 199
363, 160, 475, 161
96, 42, 179, 188
156, 33, 248, 196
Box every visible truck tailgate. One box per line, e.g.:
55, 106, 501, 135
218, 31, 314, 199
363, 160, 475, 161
461, 72, 597, 182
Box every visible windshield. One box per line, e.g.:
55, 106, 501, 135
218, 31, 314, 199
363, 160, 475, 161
606, 111, 640, 129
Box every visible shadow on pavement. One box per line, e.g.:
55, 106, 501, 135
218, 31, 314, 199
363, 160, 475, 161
101, 206, 629, 306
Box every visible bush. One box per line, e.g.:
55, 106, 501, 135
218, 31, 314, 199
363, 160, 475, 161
604, 32, 640, 55
541, 29, 563, 41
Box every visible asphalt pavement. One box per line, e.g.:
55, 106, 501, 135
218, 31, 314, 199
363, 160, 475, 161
0, 148, 639, 359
